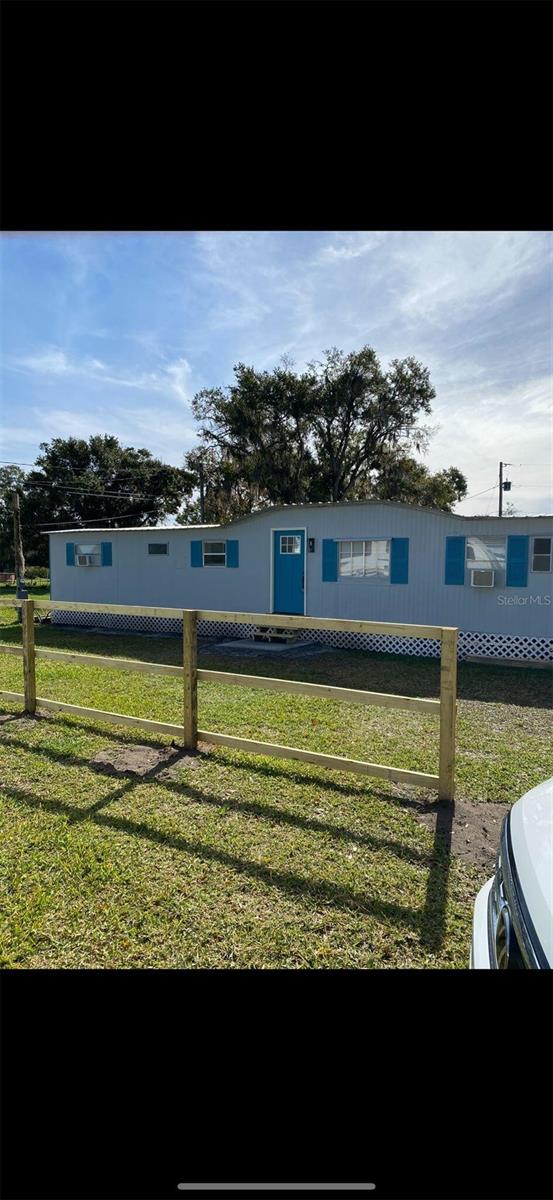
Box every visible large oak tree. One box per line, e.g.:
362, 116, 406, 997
188, 346, 467, 519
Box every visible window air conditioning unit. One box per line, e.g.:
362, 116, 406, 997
471, 568, 495, 588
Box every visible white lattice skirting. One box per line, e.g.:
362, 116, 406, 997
50, 609, 553, 663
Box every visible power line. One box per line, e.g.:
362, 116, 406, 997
462, 480, 552, 504
484, 489, 497, 516
0, 458, 185, 481
462, 484, 498, 502
32, 507, 169, 529
0, 460, 47, 468
11, 479, 164, 500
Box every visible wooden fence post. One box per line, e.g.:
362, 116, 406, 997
21, 598, 36, 714
183, 609, 198, 750
438, 627, 458, 802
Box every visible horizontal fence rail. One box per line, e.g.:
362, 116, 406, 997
0, 599, 458, 799
0, 597, 444, 640
0, 646, 440, 713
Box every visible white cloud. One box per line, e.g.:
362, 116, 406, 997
34, 407, 110, 440
163, 357, 192, 402
123, 330, 165, 358
396, 231, 550, 323
315, 232, 386, 264
8, 346, 195, 404
53, 236, 97, 287
0, 402, 199, 467
15, 349, 72, 375
123, 406, 198, 453
0, 425, 49, 449
192, 232, 285, 331
427, 375, 553, 516
194, 231, 264, 271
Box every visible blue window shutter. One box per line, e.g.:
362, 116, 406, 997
322, 539, 337, 582
506, 535, 529, 587
191, 540, 203, 567
101, 542, 112, 567
445, 536, 465, 584
390, 537, 409, 584
226, 539, 239, 568
66, 542, 75, 566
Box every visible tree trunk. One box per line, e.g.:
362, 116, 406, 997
12, 491, 25, 580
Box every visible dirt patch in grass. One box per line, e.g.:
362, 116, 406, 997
91, 743, 202, 778
0, 712, 50, 731
409, 796, 506, 873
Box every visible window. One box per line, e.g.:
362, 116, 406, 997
280, 535, 301, 554
148, 543, 168, 555
466, 536, 506, 570
203, 540, 226, 566
75, 543, 101, 566
532, 536, 551, 572
338, 539, 390, 579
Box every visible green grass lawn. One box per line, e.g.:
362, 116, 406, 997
1, 600, 551, 969
0, 581, 50, 597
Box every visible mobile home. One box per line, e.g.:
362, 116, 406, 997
47, 501, 553, 662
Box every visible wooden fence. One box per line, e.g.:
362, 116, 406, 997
0, 599, 458, 800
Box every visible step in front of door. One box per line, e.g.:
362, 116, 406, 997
253, 625, 300, 644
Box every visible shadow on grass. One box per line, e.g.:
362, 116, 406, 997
1, 718, 456, 953
209, 747, 435, 805
419, 800, 454, 953
3, 780, 425, 934
0, 710, 435, 802
0, 727, 435, 868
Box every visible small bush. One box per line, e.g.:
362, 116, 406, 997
25, 566, 50, 580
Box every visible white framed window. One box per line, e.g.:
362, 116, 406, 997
203, 540, 226, 566
466, 535, 506, 571
532, 536, 552, 572
338, 539, 390, 579
280, 535, 301, 554
148, 543, 169, 556
75, 543, 101, 567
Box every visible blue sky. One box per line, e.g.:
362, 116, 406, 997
1, 230, 551, 516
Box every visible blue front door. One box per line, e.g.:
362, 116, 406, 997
273, 529, 305, 614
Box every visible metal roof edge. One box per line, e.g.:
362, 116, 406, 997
45, 499, 553, 536
218, 499, 553, 530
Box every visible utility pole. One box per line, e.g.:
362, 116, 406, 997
498, 462, 512, 516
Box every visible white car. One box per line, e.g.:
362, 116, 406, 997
471, 776, 553, 969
